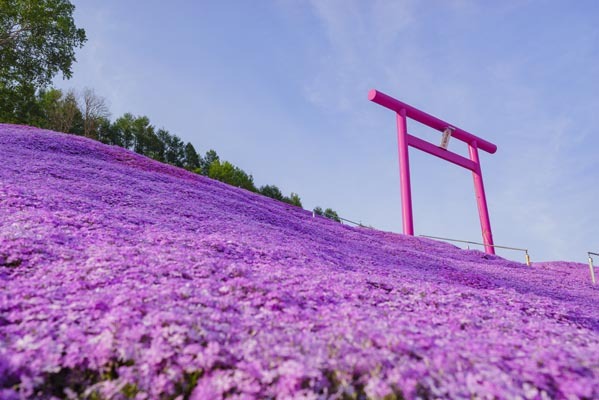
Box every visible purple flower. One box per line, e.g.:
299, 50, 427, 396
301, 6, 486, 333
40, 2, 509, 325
1, 123, 599, 398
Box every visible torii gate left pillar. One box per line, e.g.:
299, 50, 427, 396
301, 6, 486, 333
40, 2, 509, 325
369, 89, 497, 254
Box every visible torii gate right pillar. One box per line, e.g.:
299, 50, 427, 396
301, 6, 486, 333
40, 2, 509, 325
468, 141, 495, 254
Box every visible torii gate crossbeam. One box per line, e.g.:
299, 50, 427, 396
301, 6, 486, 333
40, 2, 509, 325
369, 89, 498, 254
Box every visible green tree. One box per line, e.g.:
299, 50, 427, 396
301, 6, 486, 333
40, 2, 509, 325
199, 149, 219, 175
208, 160, 256, 192
155, 128, 173, 163
97, 117, 122, 146
166, 134, 185, 167
127, 116, 167, 161
313, 206, 340, 222
324, 208, 341, 222
259, 185, 284, 201
62, 89, 83, 134
131, 115, 150, 154
145, 131, 165, 161
282, 192, 303, 208
34, 87, 61, 128
37, 88, 82, 134
184, 142, 201, 170
0, 83, 41, 124
113, 113, 135, 149
0, 0, 86, 123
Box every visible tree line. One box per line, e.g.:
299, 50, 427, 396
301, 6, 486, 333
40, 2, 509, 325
0, 0, 341, 222
5, 86, 342, 221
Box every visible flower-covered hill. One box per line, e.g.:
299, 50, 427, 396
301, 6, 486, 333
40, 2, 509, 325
1, 123, 598, 399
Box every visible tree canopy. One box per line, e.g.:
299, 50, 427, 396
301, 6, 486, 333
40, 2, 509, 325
0, 0, 86, 123
184, 142, 201, 171
324, 208, 341, 222
0, 0, 332, 220
208, 160, 257, 192
313, 206, 341, 222
283, 193, 303, 208
0, 1, 344, 222
259, 185, 284, 201
0, 81, 332, 220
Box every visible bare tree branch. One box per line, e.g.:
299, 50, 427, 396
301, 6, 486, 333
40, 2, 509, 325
80, 88, 109, 139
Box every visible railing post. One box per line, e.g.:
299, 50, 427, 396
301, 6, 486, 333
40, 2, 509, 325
396, 109, 414, 235
468, 141, 495, 255
589, 255, 596, 284
525, 251, 531, 266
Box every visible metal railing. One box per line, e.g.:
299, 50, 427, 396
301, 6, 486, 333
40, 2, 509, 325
588, 252, 598, 284
310, 212, 531, 266
311, 211, 373, 228
337, 216, 371, 227
420, 234, 531, 266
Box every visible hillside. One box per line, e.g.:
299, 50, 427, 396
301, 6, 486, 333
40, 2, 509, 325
1, 124, 598, 399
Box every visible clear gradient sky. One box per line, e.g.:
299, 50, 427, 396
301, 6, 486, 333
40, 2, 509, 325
55, 0, 599, 263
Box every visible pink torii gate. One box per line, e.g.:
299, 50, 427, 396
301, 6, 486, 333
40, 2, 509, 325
368, 89, 498, 254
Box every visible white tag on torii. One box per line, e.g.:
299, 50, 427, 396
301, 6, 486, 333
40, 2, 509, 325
440, 127, 454, 150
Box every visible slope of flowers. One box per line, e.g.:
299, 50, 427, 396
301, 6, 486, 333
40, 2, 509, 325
1, 123, 598, 399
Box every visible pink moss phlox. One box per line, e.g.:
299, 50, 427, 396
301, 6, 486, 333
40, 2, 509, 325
1, 124, 599, 398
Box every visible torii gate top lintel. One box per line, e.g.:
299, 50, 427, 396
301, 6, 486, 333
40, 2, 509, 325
368, 89, 497, 154
368, 88, 498, 254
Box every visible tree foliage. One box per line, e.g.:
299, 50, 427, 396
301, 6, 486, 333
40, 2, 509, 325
313, 206, 341, 222
113, 113, 135, 150
96, 117, 120, 146
259, 185, 284, 201
131, 116, 156, 157
259, 185, 302, 207
282, 193, 302, 208
0, 1, 322, 216
208, 160, 257, 192
0, 0, 86, 123
184, 142, 201, 171
200, 150, 219, 176
0, 80, 314, 213
28, 88, 82, 133
324, 208, 341, 222
165, 133, 185, 167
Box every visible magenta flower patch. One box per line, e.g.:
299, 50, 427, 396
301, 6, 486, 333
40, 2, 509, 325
1, 124, 598, 399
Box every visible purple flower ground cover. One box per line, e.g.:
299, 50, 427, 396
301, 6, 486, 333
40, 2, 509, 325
1, 123, 598, 399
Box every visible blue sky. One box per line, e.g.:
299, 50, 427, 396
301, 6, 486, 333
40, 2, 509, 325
55, 0, 599, 263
